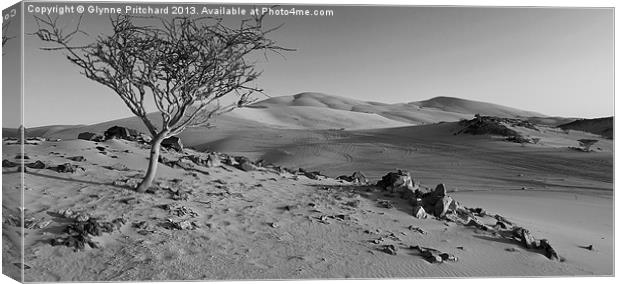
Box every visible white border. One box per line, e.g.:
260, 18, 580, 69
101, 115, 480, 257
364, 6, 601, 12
0, 1, 617, 284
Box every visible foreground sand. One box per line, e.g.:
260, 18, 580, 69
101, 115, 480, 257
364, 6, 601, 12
1, 132, 613, 281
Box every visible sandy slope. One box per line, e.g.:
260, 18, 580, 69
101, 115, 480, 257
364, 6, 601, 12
2, 137, 612, 281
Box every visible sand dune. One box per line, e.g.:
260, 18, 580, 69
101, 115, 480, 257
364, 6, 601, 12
412, 96, 544, 118
251, 92, 545, 124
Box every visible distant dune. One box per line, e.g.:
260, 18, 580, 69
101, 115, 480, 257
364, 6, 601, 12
251, 93, 545, 124
558, 117, 613, 139
412, 96, 544, 118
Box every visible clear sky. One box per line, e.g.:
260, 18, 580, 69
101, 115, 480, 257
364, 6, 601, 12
7, 4, 615, 127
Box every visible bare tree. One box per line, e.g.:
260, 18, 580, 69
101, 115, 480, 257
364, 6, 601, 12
2, 18, 12, 49
34, 14, 289, 192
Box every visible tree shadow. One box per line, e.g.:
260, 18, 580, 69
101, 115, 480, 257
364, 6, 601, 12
26, 171, 132, 190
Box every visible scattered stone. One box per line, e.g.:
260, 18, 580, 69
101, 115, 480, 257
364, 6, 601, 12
344, 200, 361, 208
161, 136, 183, 152
171, 191, 189, 201
381, 244, 398, 255
54, 163, 83, 173
505, 247, 518, 252
67, 156, 86, 162
95, 146, 106, 152
580, 244, 594, 251
337, 171, 369, 184
170, 206, 199, 218
407, 226, 427, 234
167, 219, 197, 230
377, 199, 394, 209
411, 245, 454, 263
78, 132, 104, 142
50, 218, 125, 250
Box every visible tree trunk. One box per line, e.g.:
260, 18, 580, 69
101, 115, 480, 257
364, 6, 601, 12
135, 135, 165, 193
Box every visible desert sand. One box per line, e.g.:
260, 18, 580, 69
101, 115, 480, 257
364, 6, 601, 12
2, 94, 614, 281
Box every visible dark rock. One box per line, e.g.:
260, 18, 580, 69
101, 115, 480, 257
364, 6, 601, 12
468, 207, 486, 217
466, 218, 489, 231
95, 146, 106, 152
439, 252, 458, 262
539, 239, 560, 261
239, 160, 258, 172
376, 170, 418, 193
50, 218, 124, 250
2, 159, 18, 167
494, 214, 513, 225
495, 221, 508, 229
55, 163, 83, 173
512, 227, 537, 249
407, 226, 427, 234
25, 160, 46, 169
411, 246, 449, 263
337, 171, 369, 184
67, 156, 86, 162
104, 126, 139, 141
78, 132, 104, 142
381, 244, 398, 255
377, 199, 394, 209
161, 136, 183, 152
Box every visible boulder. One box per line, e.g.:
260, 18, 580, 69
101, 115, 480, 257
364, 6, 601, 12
538, 239, 560, 261
104, 126, 139, 141
512, 227, 537, 249
26, 160, 46, 169
433, 183, 447, 197
55, 163, 82, 173
77, 132, 104, 142
412, 206, 428, 219
337, 171, 370, 184
434, 196, 453, 217
376, 170, 418, 194
2, 159, 18, 168
161, 136, 183, 152
239, 161, 258, 171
